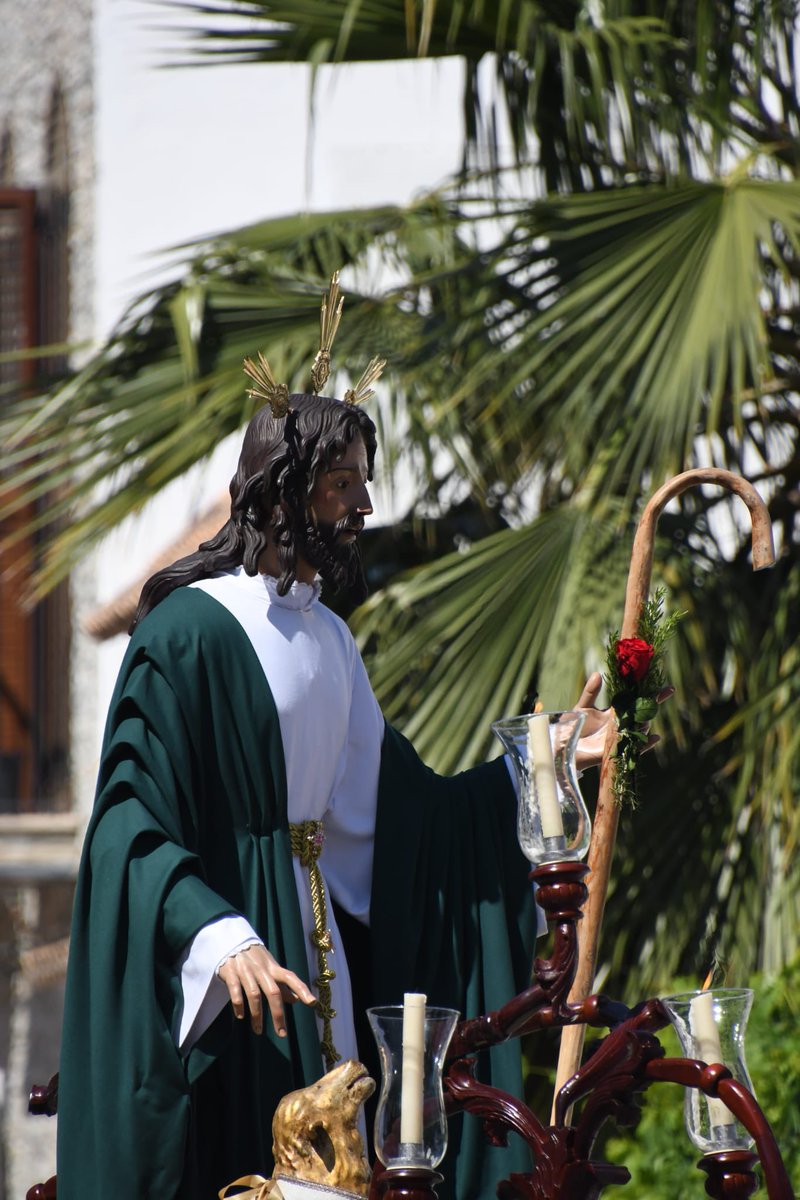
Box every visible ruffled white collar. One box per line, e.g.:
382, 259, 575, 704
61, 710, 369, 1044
232, 565, 321, 612
263, 573, 321, 612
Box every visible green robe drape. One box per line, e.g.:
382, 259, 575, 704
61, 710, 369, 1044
58, 588, 537, 1200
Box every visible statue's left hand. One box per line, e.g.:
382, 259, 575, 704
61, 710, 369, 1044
573, 672, 673, 771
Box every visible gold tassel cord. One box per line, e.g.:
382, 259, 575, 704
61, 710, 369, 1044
289, 820, 341, 1071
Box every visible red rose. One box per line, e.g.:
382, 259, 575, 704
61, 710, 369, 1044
615, 637, 654, 683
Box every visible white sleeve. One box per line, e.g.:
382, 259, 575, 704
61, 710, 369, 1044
174, 914, 263, 1054
321, 644, 384, 927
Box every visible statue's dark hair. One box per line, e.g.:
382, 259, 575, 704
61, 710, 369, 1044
130, 393, 377, 632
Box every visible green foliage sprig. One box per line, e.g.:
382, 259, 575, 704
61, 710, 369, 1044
604, 588, 683, 807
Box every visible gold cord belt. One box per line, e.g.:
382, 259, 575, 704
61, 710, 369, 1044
289, 819, 340, 1071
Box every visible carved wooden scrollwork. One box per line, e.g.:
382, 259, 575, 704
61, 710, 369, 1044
441, 873, 793, 1200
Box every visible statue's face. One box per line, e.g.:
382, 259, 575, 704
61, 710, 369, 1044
290, 432, 372, 593
308, 434, 373, 541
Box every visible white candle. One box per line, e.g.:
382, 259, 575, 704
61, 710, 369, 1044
527, 715, 563, 839
400, 992, 426, 1146
689, 990, 734, 1128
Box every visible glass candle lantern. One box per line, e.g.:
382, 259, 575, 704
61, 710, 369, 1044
661, 988, 755, 1154
367, 1004, 459, 1169
491, 711, 591, 865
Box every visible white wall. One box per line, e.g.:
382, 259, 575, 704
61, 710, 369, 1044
96, 0, 464, 334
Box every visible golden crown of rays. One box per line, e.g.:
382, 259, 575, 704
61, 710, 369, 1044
242, 273, 386, 419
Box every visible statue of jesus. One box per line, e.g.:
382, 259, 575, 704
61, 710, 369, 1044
57, 301, 611, 1200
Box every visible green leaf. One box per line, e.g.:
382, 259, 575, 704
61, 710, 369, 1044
633, 698, 658, 723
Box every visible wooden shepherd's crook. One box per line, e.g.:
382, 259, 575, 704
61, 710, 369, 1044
552, 468, 776, 1119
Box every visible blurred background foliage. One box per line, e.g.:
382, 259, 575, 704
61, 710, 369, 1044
2, 1, 799, 1128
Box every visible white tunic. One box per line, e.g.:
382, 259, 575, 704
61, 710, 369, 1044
175, 567, 385, 1058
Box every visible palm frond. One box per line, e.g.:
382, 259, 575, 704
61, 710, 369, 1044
5, 171, 800, 599
354, 503, 637, 772
416, 176, 800, 499
0, 200, 471, 595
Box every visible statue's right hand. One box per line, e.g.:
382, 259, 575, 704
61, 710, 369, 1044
217, 944, 317, 1037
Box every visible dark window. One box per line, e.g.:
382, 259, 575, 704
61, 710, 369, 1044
0, 128, 14, 185
0, 188, 70, 812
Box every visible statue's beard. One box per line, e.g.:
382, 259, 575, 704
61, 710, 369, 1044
299, 513, 368, 603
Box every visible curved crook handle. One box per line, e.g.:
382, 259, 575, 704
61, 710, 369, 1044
552, 470, 775, 1120
620, 468, 775, 638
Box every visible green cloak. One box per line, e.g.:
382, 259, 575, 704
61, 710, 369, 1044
58, 588, 537, 1200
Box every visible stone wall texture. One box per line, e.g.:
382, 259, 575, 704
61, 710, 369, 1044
0, 0, 95, 345
0, 1, 95, 1193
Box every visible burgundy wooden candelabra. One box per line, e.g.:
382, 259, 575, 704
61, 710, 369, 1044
373, 861, 793, 1200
